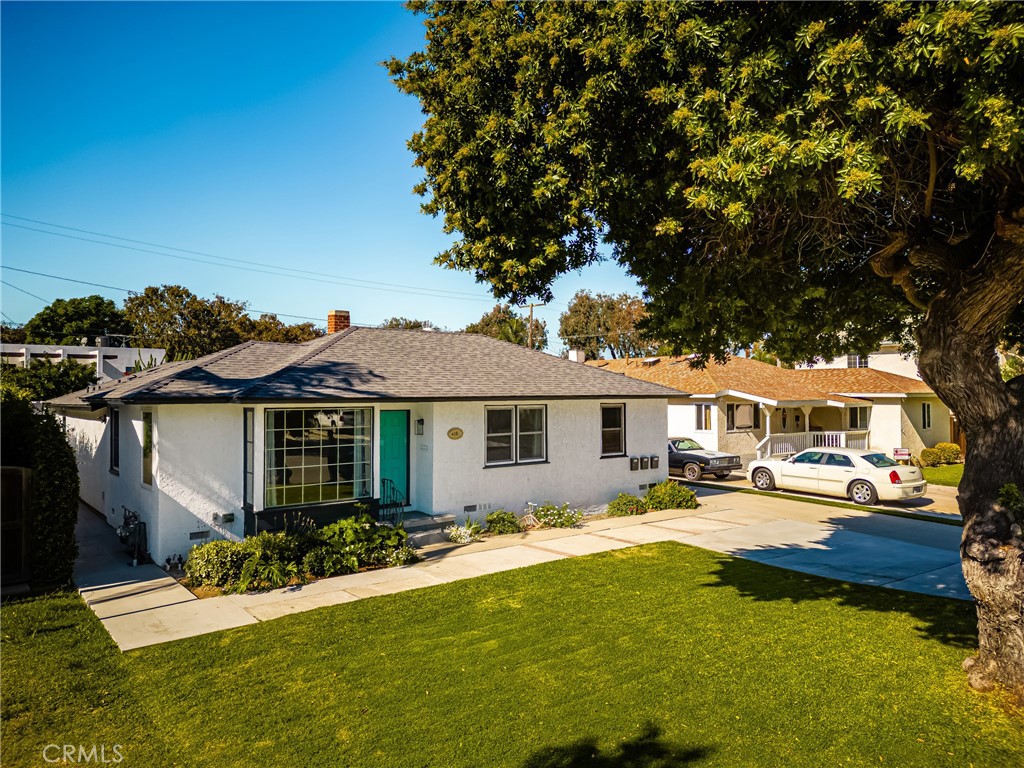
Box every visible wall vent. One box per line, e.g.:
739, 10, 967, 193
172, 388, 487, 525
189, 530, 210, 541
638, 484, 649, 491
463, 504, 478, 513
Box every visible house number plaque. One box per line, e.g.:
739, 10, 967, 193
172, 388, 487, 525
447, 427, 464, 440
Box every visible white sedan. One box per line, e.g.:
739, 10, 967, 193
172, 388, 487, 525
747, 447, 928, 505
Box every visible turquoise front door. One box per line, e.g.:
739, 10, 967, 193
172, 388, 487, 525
379, 411, 410, 504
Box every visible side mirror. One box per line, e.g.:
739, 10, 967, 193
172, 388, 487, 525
786, 456, 796, 464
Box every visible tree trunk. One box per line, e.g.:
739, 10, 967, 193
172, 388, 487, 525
916, 234, 1024, 700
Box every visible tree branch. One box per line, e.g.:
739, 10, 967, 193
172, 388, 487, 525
924, 131, 937, 219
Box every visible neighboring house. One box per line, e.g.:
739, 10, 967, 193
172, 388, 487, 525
2, 343, 166, 382
50, 312, 675, 564
586, 356, 949, 465
795, 341, 922, 380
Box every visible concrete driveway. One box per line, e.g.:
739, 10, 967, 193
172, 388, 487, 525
74, 487, 969, 651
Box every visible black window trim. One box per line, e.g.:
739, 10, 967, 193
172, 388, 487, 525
600, 403, 626, 457
484, 404, 548, 467
109, 407, 120, 475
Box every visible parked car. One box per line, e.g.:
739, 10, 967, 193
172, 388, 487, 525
746, 447, 927, 505
667, 438, 742, 481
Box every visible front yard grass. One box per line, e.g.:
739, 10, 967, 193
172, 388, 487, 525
3, 542, 1022, 767
923, 463, 965, 487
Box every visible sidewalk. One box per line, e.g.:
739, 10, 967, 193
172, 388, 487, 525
75, 488, 970, 652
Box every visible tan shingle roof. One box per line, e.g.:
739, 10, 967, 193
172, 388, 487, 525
587, 355, 932, 403
50, 329, 679, 407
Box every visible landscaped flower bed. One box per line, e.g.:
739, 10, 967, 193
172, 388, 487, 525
182, 511, 418, 596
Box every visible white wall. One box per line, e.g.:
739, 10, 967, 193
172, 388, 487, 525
429, 398, 668, 518
796, 349, 921, 380
667, 398, 717, 449
1, 344, 166, 382
901, 395, 950, 454
866, 399, 904, 456
156, 404, 245, 562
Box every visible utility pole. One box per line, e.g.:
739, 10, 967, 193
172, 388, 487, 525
526, 302, 546, 349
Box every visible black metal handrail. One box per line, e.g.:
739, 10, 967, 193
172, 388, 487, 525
379, 478, 407, 526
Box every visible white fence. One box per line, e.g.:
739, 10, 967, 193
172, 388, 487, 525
756, 431, 869, 459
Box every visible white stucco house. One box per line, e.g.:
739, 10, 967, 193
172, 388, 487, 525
51, 311, 676, 564
588, 355, 949, 465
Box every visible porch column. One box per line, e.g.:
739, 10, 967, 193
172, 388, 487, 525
801, 406, 813, 445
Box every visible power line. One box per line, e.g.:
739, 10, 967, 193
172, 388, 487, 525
1, 216, 499, 303
0, 265, 346, 325
1, 279, 50, 303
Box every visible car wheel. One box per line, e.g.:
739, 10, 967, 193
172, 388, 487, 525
682, 463, 702, 481
714, 472, 731, 479
848, 480, 878, 505
752, 468, 775, 491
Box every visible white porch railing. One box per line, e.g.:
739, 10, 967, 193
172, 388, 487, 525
756, 430, 869, 459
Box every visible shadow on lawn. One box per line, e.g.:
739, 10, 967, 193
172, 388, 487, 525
522, 723, 711, 768
705, 550, 978, 650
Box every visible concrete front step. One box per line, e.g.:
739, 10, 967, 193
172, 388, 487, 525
402, 513, 457, 548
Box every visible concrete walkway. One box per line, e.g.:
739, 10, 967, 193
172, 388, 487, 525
75, 488, 969, 651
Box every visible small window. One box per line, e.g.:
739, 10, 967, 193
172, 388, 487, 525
847, 354, 868, 368
726, 403, 759, 431
793, 451, 825, 465
824, 453, 854, 467
486, 407, 515, 464
141, 412, 153, 486
921, 402, 932, 429
243, 408, 254, 510
849, 407, 868, 430
485, 405, 547, 466
109, 408, 120, 473
695, 404, 712, 432
518, 406, 546, 462
601, 404, 625, 456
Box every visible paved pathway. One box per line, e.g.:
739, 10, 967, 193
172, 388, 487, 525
75, 488, 969, 651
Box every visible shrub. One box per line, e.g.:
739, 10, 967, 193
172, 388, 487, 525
606, 493, 648, 517
184, 540, 249, 587
387, 545, 421, 566
320, 513, 410, 567
532, 502, 583, 528
303, 546, 358, 578
919, 447, 941, 467
644, 481, 699, 511
0, 397, 80, 586
934, 442, 963, 464
445, 518, 483, 544
485, 509, 524, 535
240, 531, 299, 562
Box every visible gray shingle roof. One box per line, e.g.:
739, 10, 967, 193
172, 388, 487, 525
50, 329, 681, 408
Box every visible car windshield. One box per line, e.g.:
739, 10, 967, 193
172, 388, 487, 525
670, 439, 703, 451
861, 453, 898, 468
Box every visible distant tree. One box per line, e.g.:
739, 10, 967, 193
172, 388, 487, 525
237, 313, 325, 344
23, 295, 130, 345
124, 286, 249, 359
0, 359, 98, 401
1002, 349, 1024, 382
464, 304, 547, 349
380, 316, 438, 330
559, 291, 656, 358
0, 323, 28, 344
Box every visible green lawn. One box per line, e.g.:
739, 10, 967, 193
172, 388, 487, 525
3, 543, 1021, 767
923, 464, 965, 487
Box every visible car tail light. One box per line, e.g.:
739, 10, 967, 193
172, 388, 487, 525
889, 470, 902, 485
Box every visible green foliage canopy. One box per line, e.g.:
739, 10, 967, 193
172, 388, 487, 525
463, 303, 548, 349
0, 359, 98, 401
558, 290, 656, 358
390, 0, 1024, 363
24, 295, 130, 346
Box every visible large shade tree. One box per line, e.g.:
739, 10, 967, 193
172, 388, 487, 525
391, 1, 1024, 695
23, 295, 130, 345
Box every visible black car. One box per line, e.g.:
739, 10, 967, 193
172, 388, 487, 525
667, 438, 742, 481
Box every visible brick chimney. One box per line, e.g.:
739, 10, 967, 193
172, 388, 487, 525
327, 310, 351, 334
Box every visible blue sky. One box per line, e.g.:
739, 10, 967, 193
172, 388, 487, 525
1, 0, 638, 348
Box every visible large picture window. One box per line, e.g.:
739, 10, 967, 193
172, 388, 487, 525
264, 408, 372, 508
485, 405, 546, 465
601, 404, 625, 456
